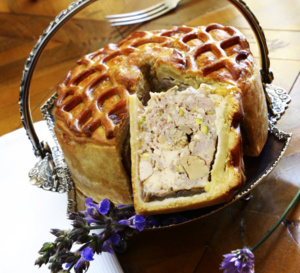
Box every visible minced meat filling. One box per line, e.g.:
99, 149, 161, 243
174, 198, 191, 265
137, 86, 218, 202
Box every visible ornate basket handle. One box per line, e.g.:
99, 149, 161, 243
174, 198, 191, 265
19, 0, 97, 194
18, 0, 288, 193
227, 0, 273, 84
19, 0, 97, 158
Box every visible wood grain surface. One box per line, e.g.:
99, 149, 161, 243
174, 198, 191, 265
1, 0, 299, 272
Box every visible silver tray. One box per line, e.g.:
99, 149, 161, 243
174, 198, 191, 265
19, 0, 292, 226
35, 84, 292, 224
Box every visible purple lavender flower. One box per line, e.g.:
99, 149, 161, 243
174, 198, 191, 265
118, 214, 146, 231
84, 216, 97, 224
99, 198, 110, 215
102, 233, 121, 254
81, 247, 94, 261
85, 198, 98, 211
36, 198, 148, 272
83, 198, 107, 224
84, 198, 99, 218
220, 248, 255, 273
65, 263, 72, 269
74, 247, 95, 269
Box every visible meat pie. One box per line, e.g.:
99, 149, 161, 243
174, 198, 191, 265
53, 24, 268, 212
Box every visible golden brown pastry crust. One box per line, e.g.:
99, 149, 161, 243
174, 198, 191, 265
54, 119, 132, 205
240, 68, 268, 156
53, 24, 268, 207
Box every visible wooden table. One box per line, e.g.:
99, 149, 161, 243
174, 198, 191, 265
1, 0, 299, 272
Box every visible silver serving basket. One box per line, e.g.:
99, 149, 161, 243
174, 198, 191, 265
19, 0, 292, 223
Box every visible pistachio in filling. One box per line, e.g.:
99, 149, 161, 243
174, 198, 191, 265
137, 86, 218, 202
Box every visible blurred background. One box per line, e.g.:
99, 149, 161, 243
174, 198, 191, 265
1, 0, 299, 136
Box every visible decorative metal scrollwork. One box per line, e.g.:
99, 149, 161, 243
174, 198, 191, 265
265, 84, 291, 124
28, 93, 73, 193
264, 83, 291, 141
29, 152, 57, 190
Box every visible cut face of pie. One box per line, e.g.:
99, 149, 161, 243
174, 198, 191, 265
129, 85, 245, 215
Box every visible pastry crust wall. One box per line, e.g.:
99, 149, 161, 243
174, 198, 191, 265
55, 119, 132, 205
240, 68, 268, 156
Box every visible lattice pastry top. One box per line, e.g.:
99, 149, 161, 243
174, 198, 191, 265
54, 24, 255, 146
